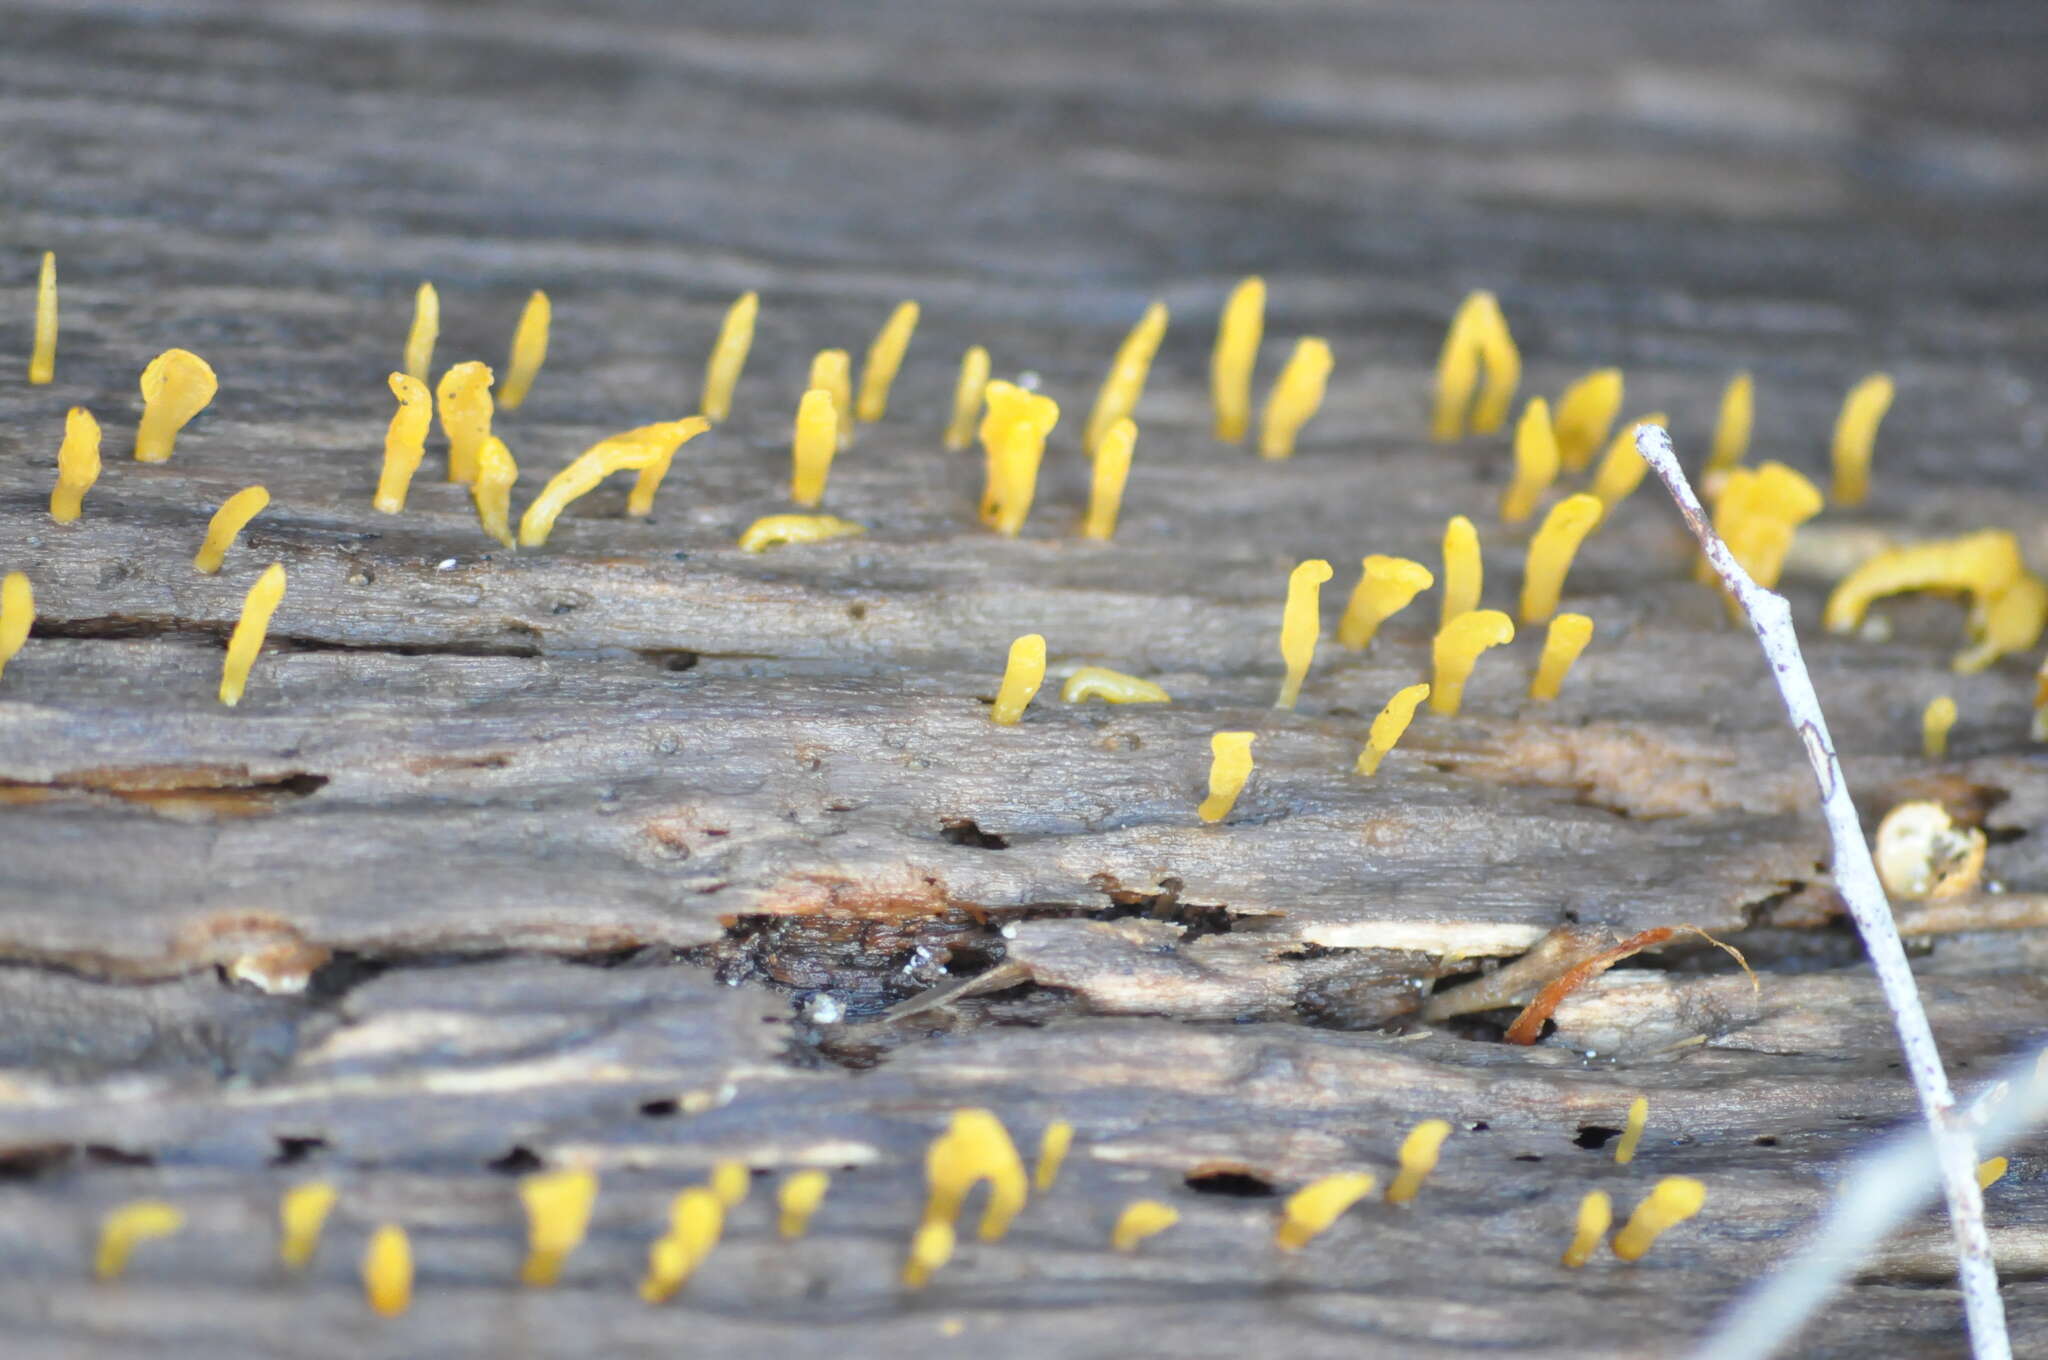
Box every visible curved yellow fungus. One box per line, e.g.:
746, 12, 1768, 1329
790, 387, 840, 508
50, 406, 101, 524
640, 1188, 723, 1303
1923, 695, 1957, 760
497, 289, 551, 410
1111, 1200, 1180, 1252
435, 360, 495, 484
1061, 665, 1169, 705
1553, 368, 1622, 472
1612, 1177, 1705, 1262
1955, 572, 2048, 674
94, 1201, 183, 1280
1830, 372, 1894, 507
279, 1181, 337, 1271
778, 1170, 831, 1240
1978, 1157, 2009, 1191
1822, 529, 2026, 641
220, 563, 287, 708
469, 436, 518, 549
1615, 1096, 1649, 1165
0, 573, 31, 681
991, 633, 1046, 726
1709, 461, 1823, 593
1085, 301, 1168, 455
856, 300, 919, 422
902, 1219, 955, 1290
1387, 1119, 1451, 1204
1588, 413, 1667, 521
701, 290, 758, 423
1198, 731, 1255, 824
1355, 682, 1430, 776
1081, 416, 1136, 541
988, 390, 1059, 537
519, 437, 664, 546
1275, 1172, 1375, 1251
1708, 372, 1753, 473
1275, 558, 1334, 709
30, 251, 56, 384
404, 281, 438, 383
1441, 515, 1482, 625
519, 1166, 598, 1287
738, 513, 866, 553
1501, 397, 1560, 524
623, 417, 711, 517
923, 1108, 1030, 1242
1430, 292, 1486, 442
1258, 336, 1332, 460
809, 348, 853, 448
1339, 555, 1433, 651
1562, 1190, 1611, 1268
1034, 1121, 1073, 1193
375, 373, 433, 513
1430, 609, 1515, 716
194, 485, 271, 574
135, 348, 218, 463
711, 1160, 750, 1210
1520, 493, 1601, 625
945, 345, 991, 452
1211, 276, 1265, 443
363, 1223, 413, 1317
1529, 613, 1593, 702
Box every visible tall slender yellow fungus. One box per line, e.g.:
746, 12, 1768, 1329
922, 1109, 1029, 1242
945, 345, 991, 452
1469, 296, 1520, 435
778, 1170, 831, 1240
469, 436, 518, 549
220, 563, 286, 707
991, 633, 1046, 726
1275, 1172, 1375, 1250
1520, 493, 1601, 625
279, 1182, 337, 1270
404, 281, 439, 384
29, 251, 56, 384
1708, 372, 1753, 473
1210, 276, 1264, 443
1977, 1157, 2009, 1191
701, 291, 757, 423
1387, 1120, 1451, 1204
1431, 292, 1486, 442
1111, 1201, 1180, 1252
1061, 666, 1169, 704
1822, 530, 2042, 673
50, 406, 101, 523
518, 1166, 598, 1287
1258, 337, 1332, 460
1589, 413, 1667, 521
1612, 1177, 1705, 1262
1923, 696, 1957, 759
856, 300, 919, 422
1442, 515, 1482, 625
640, 1188, 723, 1303
497, 290, 551, 409
1355, 682, 1430, 776
1830, 372, 1894, 507
1615, 1096, 1650, 1165
94, 1201, 183, 1280
1340, 556, 1433, 651
1085, 302, 1168, 455
1562, 1191, 1612, 1268
1430, 609, 1515, 716
902, 1219, 955, 1290
436, 360, 494, 484
1501, 397, 1560, 523
1529, 613, 1593, 702
790, 387, 840, 507
194, 486, 271, 574
738, 514, 866, 552
0, 573, 31, 682
135, 348, 218, 463
1553, 368, 1623, 472
1275, 558, 1334, 709
1081, 416, 1136, 541
363, 1224, 413, 1317
375, 373, 432, 513
622, 416, 711, 517
711, 1160, 750, 1210
1198, 731, 1255, 823
809, 348, 854, 448
1034, 1121, 1073, 1193
988, 391, 1059, 537
519, 438, 664, 546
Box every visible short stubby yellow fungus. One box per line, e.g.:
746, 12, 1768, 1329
1708, 372, 1753, 474
809, 348, 854, 448
1520, 493, 1602, 625
1612, 1177, 1706, 1262
992, 634, 1047, 726
977, 380, 1053, 525
1501, 397, 1560, 524
1441, 514, 1482, 626
1589, 413, 1667, 522
435, 360, 495, 484
1955, 573, 2048, 675
1061, 665, 1169, 705
1923, 696, 1958, 760
1111, 1201, 1180, 1253
639, 1235, 691, 1306
1874, 800, 1987, 901
1430, 609, 1515, 716
497, 290, 551, 410
30, 250, 56, 384
856, 300, 919, 423
789, 387, 841, 508
1339, 555, 1434, 651
711, 1160, 750, 1210
363, 1223, 413, 1317
376, 373, 433, 513
1258, 336, 1333, 460
1562, 1191, 1612, 1269
738, 513, 866, 553
923, 1109, 1030, 1242
622, 416, 711, 518
94, 1201, 183, 1281
1615, 1096, 1649, 1165
1822, 529, 2025, 636
1355, 682, 1431, 776
1529, 613, 1593, 702
194, 485, 271, 574
519, 437, 664, 547
0, 573, 31, 681
50, 406, 102, 524
470, 436, 518, 549
701, 290, 758, 424
640, 1188, 723, 1304
989, 391, 1059, 537
1198, 731, 1256, 823
1275, 558, 1334, 709
1275, 1172, 1375, 1251
220, 563, 287, 708
1552, 368, 1623, 472
1081, 417, 1136, 541
778, 1170, 831, 1240
1211, 276, 1265, 443
1085, 301, 1168, 455
902, 1219, 955, 1290
135, 348, 218, 463
945, 345, 992, 452
1830, 372, 1894, 507
1978, 1157, 2009, 1191
404, 281, 439, 383
518, 1166, 598, 1287
1387, 1119, 1452, 1204
1034, 1121, 1073, 1194
279, 1181, 338, 1271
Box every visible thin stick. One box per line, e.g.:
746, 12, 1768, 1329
1633, 424, 2006, 1359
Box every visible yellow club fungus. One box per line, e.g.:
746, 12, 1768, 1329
922, 1108, 1030, 1243
1339, 555, 1433, 651
469, 436, 518, 549
220, 563, 287, 708
1469, 296, 1521, 434
1441, 515, 1482, 626
992, 633, 1047, 726
1520, 493, 1602, 625
279, 1181, 337, 1270
497, 289, 551, 409
1430, 609, 1515, 716
1924, 696, 1957, 759
1529, 612, 1593, 702
194, 485, 271, 573
29, 250, 56, 384
1615, 1096, 1650, 1165
701, 290, 758, 423
1830, 372, 1894, 507
0, 573, 30, 681
1355, 682, 1430, 776
902, 1219, 955, 1290
1211, 276, 1265, 443
711, 1160, 750, 1210
1821, 529, 2034, 663
790, 388, 839, 508
1956, 572, 2048, 675
987, 390, 1060, 537
640, 1188, 724, 1304
1275, 558, 1334, 709
435, 360, 495, 484
809, 348, 854, 448
519, 437, 664, 546
363, 1223, 413, 1317
1111, 1201, 1180, 1253
1198, 731, 1255, 823
1708, 372, 1753, 474
856, 300, 919, 422
135, 348, 218, 463
1561, 1191, 1611, 1269
1588, 413, 1667, 521
50, 406, 101, 524
778, 1170, 830, 1240
1552, 368, 1622, 472
375, 373, 433, 513
620, 416, 711, 517
1978, 1157, 2009, 1191
944, 345, 991, 452
1258, 336, 1333, 460
1061, 665, 1169, 704
1387, 1119, 1451, 1204
1612, 1177, 1706, 1262
1501, 397, 1560, 524
1084, 301, 1168, 455
404, 281, 439, 383
519, 1166, 598, 1287
1431, 291, 1518, 440
1081, 416, 1137, 541
1275, 1172, 1375, 1251
738, 513, 866, 552
640, 1236, 691, 1305
94, 1201, 183, 1281
1034, 1121, 1072, 1193
1708, 461, 1823, 593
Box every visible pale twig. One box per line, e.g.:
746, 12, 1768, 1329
1633, 424, 2007, 1360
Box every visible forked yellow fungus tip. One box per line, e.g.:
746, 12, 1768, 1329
1923, 696, 1957, 760
404, 281, 439, 383
1355, 682, 1430, 776
738, 514, 866, 553
1530, 613, 1593, 702
194, 485, 271, 574
496, 289, 551, 409
30, 250, 56, 384
220, 563, 287, 708
1552, 368, 1622, 472
1708, 373, 1753, 474
791, 387, 839, 507
945, 346, 992, 452
1614, 1096, 1649, 1165
50, 406, 102, 524
94, 1201, 183, 1281
1198, 731, 1256, 823
1061, 666, 1169, 705
701, 291, 758, 424
856, 300, 920, 423
1430, 610, 1515, 716
1501, 397, 1560, 523
1275, 558, 1334, 708
1612, 1177, 1706, 1262
1034, 1121, 1073, 1193
1112, 1201, 1180, 1253
922, 1109, 1029, 1243
1562, 1190, 1611, 1268
1339, 555, 1433, 651
903, 1220, 955, 1290
519, 434, 666, 547
622, 417, 711, 517
1831, 373, 1894, 507
135, 349, 218, 463
1259, 337, 1333, 460
376, 372, 433, 513
1387, 1119, 1451, 1204
1275, 1172, 1375, 1250
1211, 276, 1265, 443
519, 1166, 598, 1287
1441, 516, 1482, 626
640, 1187, 724, 1304
991, 634, 1047, 726
810, 348, 854, 448
1709, 461, 1823, 594
1977, 1157, 2009, 1191
1081, 417, 1137, 541
1085, 301, 1167, 455
279, 1181, 338, 1270
1520, 493, 1602, 625
470, 436, 518, 549
363, 1224, 413, 1317
0, 573, 31, 682
711, 1160, 750, 1210
1432, 292, 1519, 440
778, 1170, 831, 1240
435, 360, 495, 484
